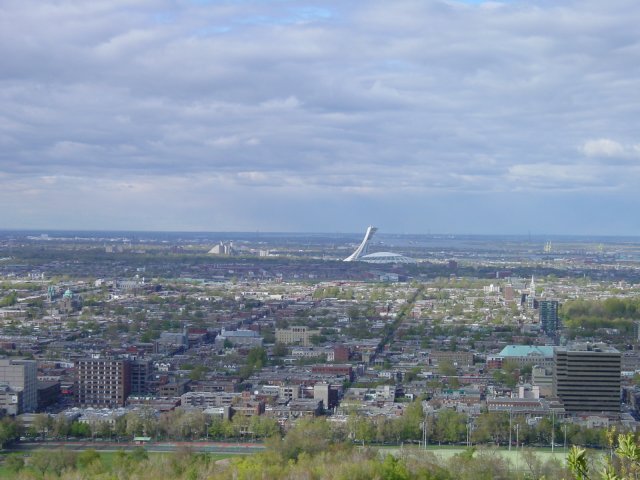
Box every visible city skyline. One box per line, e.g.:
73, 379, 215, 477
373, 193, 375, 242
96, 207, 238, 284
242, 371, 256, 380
2, 0, 640, 235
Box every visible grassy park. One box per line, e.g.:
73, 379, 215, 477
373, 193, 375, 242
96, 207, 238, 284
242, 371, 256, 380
0, 449, 236, 479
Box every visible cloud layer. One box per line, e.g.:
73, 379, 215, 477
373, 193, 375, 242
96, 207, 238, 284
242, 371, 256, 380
1, 0, 639, 234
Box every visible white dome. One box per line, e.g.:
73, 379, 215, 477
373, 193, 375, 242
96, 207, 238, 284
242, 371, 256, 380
359, 251, 415, 264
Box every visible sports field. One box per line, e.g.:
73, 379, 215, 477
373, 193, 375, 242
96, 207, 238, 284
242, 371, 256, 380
379, 444, 594, 465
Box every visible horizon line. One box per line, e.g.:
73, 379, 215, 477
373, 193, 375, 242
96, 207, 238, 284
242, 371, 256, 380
1, 228, 640, 239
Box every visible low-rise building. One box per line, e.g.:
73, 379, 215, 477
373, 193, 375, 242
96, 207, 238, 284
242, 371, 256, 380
215, 328, 263, 347
493, 345, 554, 369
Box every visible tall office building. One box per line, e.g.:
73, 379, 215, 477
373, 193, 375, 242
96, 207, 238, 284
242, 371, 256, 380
76, 358, 131, 407
634, 321, 640, 342
0, 359, 37, 413
539, 300, 560, 336
553, 344, 621, 414
130, 358, 152, 396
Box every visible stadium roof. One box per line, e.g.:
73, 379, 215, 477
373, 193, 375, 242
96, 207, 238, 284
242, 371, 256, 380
360, 252, 416, 264
498, 345, 554, 357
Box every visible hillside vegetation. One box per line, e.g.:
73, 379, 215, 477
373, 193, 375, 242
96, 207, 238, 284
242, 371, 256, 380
1, 418, 571, 480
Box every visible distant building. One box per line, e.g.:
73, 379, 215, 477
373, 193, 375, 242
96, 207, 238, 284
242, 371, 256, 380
215, 328, 263, 347
0, 359, 37, 413
634, 321, 640, 342
208, 242, 236, 255
0, 384, 21, 415
231, 393, 265, 418
539, 300, 560, 336
503, 284, 515, 302
58, 289, 82, 314
486, 397, 549, 416
343, 226, 415, 264
116, 278, 144, 291
278, 385, 301, 402
37, 381, 61, 411
483, 284, 500, 294
359, 252, 415, 264
76, 358, 131, 408
276, 326, 321, 347
158, 380, 190, 397
553, 344, 621, 414
181, 391, 235, 412
517, 384, 540, 399
290, 346, 329, 359
158, 331, 188, 347
311, 364, 354, 382
526, 276, 537, 309
495, 345, 554, 368
329, 345, 350, 362
531, 365, 553, 397
428, 351, 474, 367
130, 359, 152, 395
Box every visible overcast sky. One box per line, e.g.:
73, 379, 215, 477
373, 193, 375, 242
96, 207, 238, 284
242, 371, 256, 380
1, 0, 639, 235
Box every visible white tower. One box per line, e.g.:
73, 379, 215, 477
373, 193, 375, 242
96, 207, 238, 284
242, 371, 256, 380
344, 226, 377, 262
527, 276, 536, 309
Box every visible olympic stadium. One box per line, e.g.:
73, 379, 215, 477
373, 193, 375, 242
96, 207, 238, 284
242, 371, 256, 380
344, 226, 416, 264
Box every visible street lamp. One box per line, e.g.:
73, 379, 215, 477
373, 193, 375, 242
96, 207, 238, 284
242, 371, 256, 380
509, 411, 512, 451
551, 411, 555, 453
515, 423, 520, 472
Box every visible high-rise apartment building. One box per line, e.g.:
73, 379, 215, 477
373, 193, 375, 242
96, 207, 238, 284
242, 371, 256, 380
0, 359, 37, 413
76, 358, 131, 407
553, 344, 621, 414
539, 300, 560, 336
130, 358, 152, 396
634, 321, 640, 342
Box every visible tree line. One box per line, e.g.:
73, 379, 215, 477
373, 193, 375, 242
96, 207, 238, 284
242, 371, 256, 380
0, 418, 573, 480
21, 409, 280, 443
17, 403, 615, 450
346, 408, 610, 448
8, 413, 640, 479
561, 297, 639, 336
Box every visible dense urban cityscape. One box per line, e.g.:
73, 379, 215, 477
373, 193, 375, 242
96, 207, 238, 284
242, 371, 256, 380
3, 0, 639, 477
0, 229, 639, 477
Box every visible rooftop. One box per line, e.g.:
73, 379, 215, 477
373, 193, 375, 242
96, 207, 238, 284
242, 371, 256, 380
360, 252, 416, 264
498, 345, 555, 358
558, 343, 620, 354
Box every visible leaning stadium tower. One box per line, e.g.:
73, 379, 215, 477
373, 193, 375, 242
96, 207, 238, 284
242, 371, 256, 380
344, 226, 377, 261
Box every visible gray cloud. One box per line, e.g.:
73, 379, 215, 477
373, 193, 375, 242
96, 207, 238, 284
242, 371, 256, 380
1, 0, 640, 233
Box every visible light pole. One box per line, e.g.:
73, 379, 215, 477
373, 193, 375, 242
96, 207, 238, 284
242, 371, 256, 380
509, 411, 512, 451
563, 424, 567, 453
516, 423, 519, 467
550, 411, 555, 453
466, 422, 471, 448
422, 416, 428, 451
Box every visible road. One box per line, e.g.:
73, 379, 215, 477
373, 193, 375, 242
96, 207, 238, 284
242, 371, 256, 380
6, 441, 266, 454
